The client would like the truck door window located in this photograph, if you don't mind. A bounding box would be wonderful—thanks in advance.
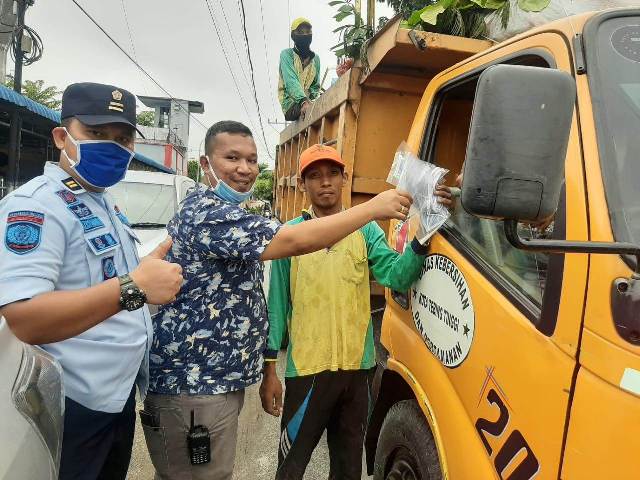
[422,53,565,326]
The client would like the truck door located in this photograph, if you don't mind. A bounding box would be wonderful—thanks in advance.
[390,34,589,479]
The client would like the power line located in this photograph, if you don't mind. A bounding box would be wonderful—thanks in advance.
[287,0,291,47]
[119,0,137,60]
[217,0,252,91]
[258,0,281,118]
[202,0,273,159]
[71,0,208,133]
[238,0,273,161]
[119,0,149,96]
[201,0,260,138]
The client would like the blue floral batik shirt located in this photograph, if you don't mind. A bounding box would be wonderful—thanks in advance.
[149,186,281,395]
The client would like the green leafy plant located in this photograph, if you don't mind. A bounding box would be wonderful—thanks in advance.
[136,110,155,127]
[5,76,61,109]
[252,163,274,203]
[404,0,550,39]
[382,0,431,19]
[329,0,374,60]
[187,159,201,183]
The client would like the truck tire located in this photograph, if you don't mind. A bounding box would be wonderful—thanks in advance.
[373,400,442,480]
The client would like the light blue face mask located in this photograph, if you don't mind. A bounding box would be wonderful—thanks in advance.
[62,128,134,189]
[206,155,254,205]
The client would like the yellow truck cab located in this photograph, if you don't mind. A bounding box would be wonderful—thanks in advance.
[274,7,640,479]
[366,8,640,480]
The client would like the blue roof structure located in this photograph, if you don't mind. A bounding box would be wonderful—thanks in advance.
[0,84,61,123]
[0,84,175,175]
[133,152,175,174]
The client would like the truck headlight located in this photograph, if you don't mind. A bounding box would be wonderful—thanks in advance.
[12,344,65,476]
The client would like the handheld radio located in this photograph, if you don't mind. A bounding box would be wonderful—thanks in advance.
[187,409,211,465]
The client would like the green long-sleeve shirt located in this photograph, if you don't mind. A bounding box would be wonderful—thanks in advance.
[278,48,321,114]
[265,216,428,377]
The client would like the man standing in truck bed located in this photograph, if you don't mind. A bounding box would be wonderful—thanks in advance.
[278,17,321,121]
[260,144,452,479]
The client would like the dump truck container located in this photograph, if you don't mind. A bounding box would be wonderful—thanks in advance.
[274,17,490,231]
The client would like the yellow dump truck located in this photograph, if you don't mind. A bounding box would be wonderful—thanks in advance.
[275,8,640,479]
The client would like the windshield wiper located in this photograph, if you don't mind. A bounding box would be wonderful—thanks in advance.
[130,222,167,229]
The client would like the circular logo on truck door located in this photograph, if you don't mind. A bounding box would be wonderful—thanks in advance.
[411,254,475,368]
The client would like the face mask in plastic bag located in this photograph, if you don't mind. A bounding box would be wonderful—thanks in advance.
[387,141,450,244]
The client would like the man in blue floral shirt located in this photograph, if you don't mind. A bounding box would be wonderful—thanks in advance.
[141,121,413,480]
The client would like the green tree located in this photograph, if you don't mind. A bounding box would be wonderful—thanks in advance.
[253,162,273,203]
[5,76,61,109]
[187,159,201,183]
[136,110,155,127]
[382,0,431,18]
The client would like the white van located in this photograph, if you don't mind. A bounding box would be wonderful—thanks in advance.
[108,170,197,257]
[0,318,64,479]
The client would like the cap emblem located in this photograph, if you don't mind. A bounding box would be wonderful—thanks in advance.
[112,90,123,101]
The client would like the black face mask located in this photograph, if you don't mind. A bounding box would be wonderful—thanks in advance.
[292,34,312,55]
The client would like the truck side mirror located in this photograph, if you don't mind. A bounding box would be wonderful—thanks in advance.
[461,64,576,223]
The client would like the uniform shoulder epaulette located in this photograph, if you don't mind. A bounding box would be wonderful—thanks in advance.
[60,177,86,194]
[10,176,48,198]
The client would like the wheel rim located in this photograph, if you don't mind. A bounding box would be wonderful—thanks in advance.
[386,447,423,480]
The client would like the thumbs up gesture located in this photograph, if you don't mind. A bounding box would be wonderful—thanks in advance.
[148,236,174,260]
[130,237,183,305]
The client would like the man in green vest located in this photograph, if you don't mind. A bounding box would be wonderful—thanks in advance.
[260,144,453,479]
[278,18,321,121]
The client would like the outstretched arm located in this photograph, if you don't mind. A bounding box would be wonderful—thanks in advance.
[261,188,412,261]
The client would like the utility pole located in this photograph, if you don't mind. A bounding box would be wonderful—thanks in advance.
[7,0,27,191]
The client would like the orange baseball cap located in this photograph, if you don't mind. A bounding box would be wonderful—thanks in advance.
[299,144,345,176]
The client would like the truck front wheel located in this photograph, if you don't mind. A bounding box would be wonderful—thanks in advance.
[373,400,442,480]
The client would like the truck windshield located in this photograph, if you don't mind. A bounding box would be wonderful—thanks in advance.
[590,17,640,248]
[108,181,176,227]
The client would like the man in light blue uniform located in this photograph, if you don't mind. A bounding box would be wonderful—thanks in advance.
[0,82,183,480]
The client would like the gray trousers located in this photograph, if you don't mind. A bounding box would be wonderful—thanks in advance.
[142,391,245,480]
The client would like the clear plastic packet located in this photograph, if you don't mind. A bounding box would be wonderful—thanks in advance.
[387,141,450,244]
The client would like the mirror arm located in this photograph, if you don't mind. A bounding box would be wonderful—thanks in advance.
[504,219,640,275]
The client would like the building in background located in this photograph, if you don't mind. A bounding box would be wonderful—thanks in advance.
[0,84,174,198]
[0,83,58,197]
[135,95,204,176]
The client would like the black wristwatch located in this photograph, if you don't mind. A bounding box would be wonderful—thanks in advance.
[118,274,147,311]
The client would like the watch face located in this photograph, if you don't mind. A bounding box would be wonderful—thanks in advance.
[121,285,146,311]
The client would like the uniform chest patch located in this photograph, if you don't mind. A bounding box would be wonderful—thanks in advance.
[101,256,118,280]
[80,216,105,233]
[55,189,79,205]
[68,202,93,219]
[87,233,119,255]
[5,211,44,255]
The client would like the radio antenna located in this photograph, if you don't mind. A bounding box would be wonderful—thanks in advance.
[560,0,579,38]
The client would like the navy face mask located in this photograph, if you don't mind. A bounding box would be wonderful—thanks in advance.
[62,128,134,189]
[293,34,312,55]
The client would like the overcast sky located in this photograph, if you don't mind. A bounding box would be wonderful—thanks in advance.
[16,0,394,166]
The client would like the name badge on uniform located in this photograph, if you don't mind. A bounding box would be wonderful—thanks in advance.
[87,233,119,255]
[68,202,93,219]
[80,216,105,233]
